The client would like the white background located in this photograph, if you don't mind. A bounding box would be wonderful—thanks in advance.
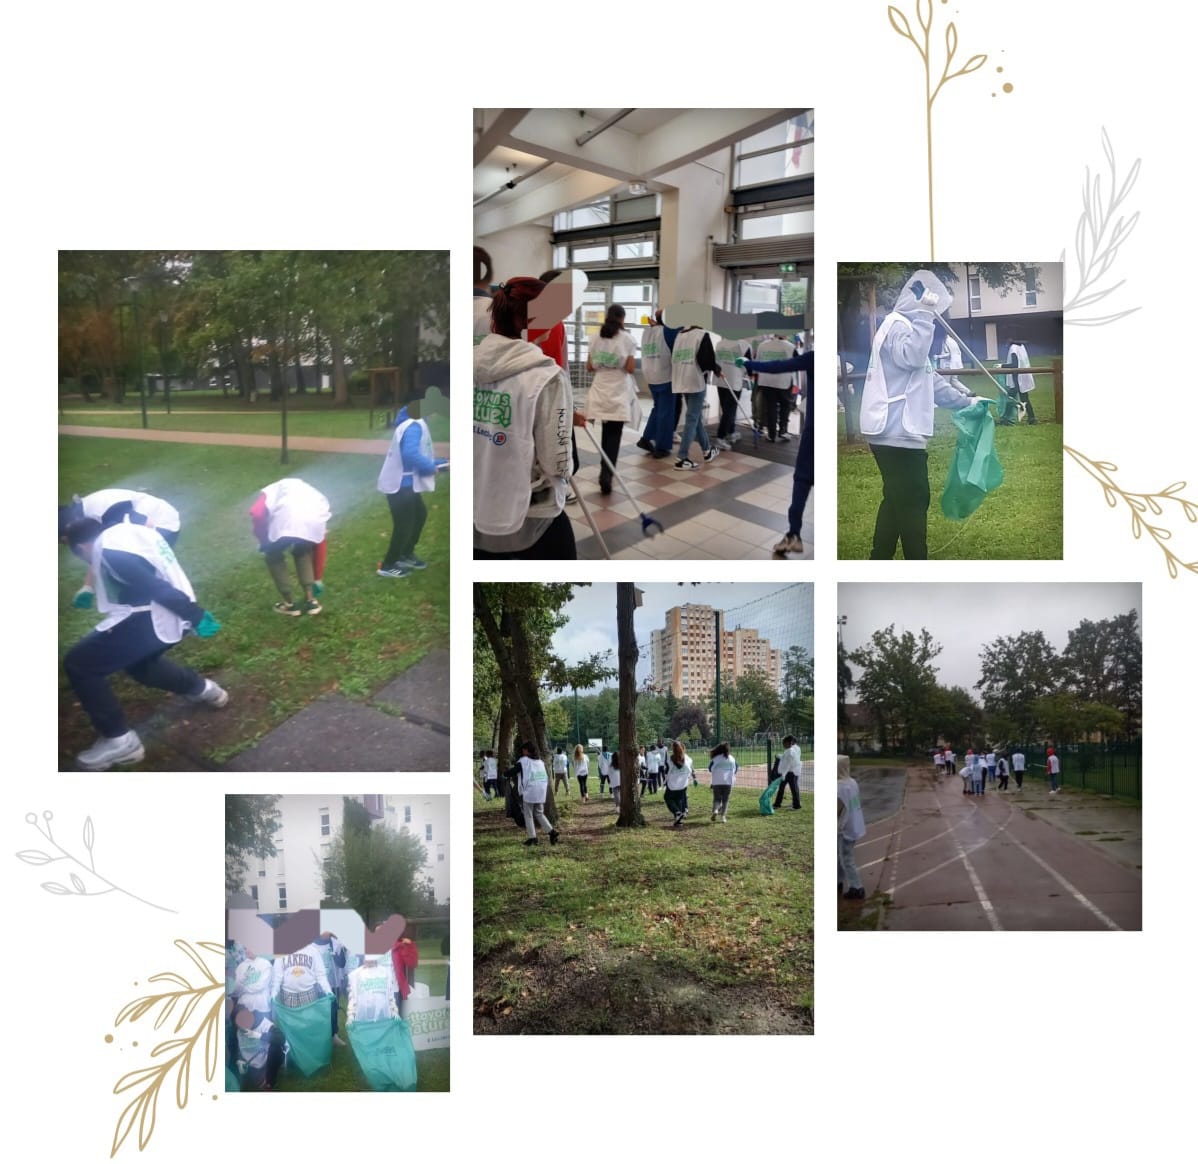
[5,0,1191,1160]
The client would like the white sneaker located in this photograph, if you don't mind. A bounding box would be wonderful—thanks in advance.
[712,438,731,451]
[565,491,578,504]
[673,458,698,471]
[711,810,718,821]
[702,448,720,463]
[189,679,229,708]
[728,431,743,444]
[78,731,145,771]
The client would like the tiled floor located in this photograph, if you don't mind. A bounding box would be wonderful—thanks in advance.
[568,419,814,560]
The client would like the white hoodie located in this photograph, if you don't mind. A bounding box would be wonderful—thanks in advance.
[473,334,572,546]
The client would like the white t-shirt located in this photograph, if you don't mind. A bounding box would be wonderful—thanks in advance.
[233,956,274,1013]
[347,959,400,1024]
[837,776,867,841]
[608,763,622,789]
[597,752,611,776]
[934,752,945,767]
[552,752,569,774]
[986,752,997,770]
[709,754,737,786]
[1048,754,1060,775]
[574,755,589,777]
[665,759,693,791]
[272,944,333,998]
[777,744,803,776]
[1011,752,1025,772]
[646,747,662,774]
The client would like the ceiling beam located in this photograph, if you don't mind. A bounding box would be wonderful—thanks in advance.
[474,169,621,237]
[506,109,644,182]
[637,109,804,177]
[473,109,532,167]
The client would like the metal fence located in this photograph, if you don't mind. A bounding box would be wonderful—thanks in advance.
[1009,741,1141,801]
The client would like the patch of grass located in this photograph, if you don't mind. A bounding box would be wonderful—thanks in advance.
[58,437,449,768]
[473,789,813,1035]
[837,373,1062,558]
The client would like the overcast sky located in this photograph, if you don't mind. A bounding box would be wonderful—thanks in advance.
[551,583,814,692]
[838,583,1141,693]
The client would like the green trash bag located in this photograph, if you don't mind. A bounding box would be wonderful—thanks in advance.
[347,1017,418,1092]
[225,1066,240,1093]
[759,777,784,815]
[272,993,334,1077]
[941,398,1004,520]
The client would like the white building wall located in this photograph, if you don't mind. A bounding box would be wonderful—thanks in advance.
[477,223,553,284]
[382,795,450,904]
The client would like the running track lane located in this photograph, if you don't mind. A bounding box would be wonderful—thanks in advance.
[59,425,449,458]
[854,767,1141,931]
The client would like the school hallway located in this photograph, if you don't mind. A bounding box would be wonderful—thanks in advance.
[568,419,813,560]
[840,765,1141,931]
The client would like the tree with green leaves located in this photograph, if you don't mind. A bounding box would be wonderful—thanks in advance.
[226,795,281,895]
[321,798,432,927]
[670,702,710,741]
[976,629,1060,740]
[850,625,942,753]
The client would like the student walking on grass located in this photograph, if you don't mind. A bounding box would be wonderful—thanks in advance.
[573,743,590,801]
[376,402,449,578]
[552,745,570,797]
[608,750,622,803]
[517,743,560,846]
[664,741,694,828]
[774,735,803,810]
[62,518,226,770]
[597,747,611,795]
[708,743,737,823]
[250,478,330,616]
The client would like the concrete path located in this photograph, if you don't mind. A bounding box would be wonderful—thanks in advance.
[223,651,449,772]
[842,765,1141,931]
[59,425,449,458]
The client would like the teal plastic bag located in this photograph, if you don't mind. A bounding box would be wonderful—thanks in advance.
[347,1017,418,1092]
[759,777,784,815]
[272,994,334,1076]
[941,399,1003,520]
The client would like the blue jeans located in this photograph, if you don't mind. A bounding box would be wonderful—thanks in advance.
[677,390,710,461]
[645,382,675,453]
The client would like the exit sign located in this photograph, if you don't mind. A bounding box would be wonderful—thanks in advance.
[779,263,797,273]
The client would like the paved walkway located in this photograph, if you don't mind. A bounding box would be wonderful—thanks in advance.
[59,425,449,458]
[568,409,812,561]
[842,765,1141,931]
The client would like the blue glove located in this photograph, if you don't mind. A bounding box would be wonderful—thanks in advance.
[195,611,221,638]
[71,587,94,610]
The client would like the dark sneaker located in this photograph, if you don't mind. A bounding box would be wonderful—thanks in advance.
[772,533,804,555]
[400,556,428,570]
[302,600,322,616]
[703,448,720,463]
[636,438,654,453]
[523,837,538,846]
[549,830,560,846]
[376,565,410,579]
[273,601,303,616]
[673,458,698,471]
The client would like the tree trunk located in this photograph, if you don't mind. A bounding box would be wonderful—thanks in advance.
[473,586,557,823]
[497,692,515,773]
[616,584,645,827]
[331,330,349,406]
[313,329,322,395]
[268,344,285,402]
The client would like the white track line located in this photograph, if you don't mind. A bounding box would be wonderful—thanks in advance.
[859,826,954,869]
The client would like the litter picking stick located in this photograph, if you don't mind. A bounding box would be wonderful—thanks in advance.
[578,424,665,538]
[718,373,759,448]
[569,478,613,559]
[938,317,1015,400]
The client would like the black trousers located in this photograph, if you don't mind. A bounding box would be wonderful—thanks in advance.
[774,771,801,809]
[599,420,624,492]
[765,387,790,440]
[64,611,203,738]
[717,386,739,438]
[869,445,931,560]
[474,510,577,560]
[382,490,427,567]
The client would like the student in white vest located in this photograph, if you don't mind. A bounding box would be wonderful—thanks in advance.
[473,246,494,347]
[645,740,662,794]
[664,741,694,827]
[377,401,449,578]
[636,310,683,458]
[473,277,577,559]
[552,745,571,797]
[584,304,638,494]
[1005,339,1037,423]
[596,748,611,795]
[250,478,331,615]
[1011,748,1026,790]
[62,517,226,770]
[60,489,182,610]
[708,743,737,822]
[754,334,797,442]
[837,754,867,900]
[1047,746,1061,793]
[516,742,560,846]
[670,326,722,471]
[347,952,400,1024]
[858,270,981,559]
[607,749,622,803]
[710,335,752,450]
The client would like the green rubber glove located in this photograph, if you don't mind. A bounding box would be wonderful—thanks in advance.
[312,581,324,597]
[71,587,95,610]
[734,357,747,368]
[195,611,221,638]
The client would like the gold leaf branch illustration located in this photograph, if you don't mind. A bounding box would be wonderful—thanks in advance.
[1063,129,1141,326]
[110,940,225,1158]
[1065,446,1198,579]
[888,1,987,257]
[15,810,176,913]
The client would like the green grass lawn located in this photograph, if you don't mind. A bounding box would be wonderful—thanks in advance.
[837,367,1062,558]
[58,437,449,769]
[473,788,813,1035]
[263,997,449,1092]
[59,391,449,442]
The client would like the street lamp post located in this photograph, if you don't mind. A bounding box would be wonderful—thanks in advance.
[129,280,147,429]
[158,311,171,416]
[837,615,848,751]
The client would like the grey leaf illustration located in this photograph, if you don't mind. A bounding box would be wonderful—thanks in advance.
[15,849,52,865]
[42,881,71,895]
[83,816,95,853]
[70,873,87,893]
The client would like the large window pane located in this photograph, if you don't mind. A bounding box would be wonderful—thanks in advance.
[612,282,652,302]
[572,243,611,263]
[615,239,655,261]
[741,209,815,239]
[735,113,815,187]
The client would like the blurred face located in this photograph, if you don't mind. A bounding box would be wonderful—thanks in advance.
[71,541,95,565]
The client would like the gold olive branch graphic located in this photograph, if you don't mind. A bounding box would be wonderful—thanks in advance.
[1065,446,1198,579]
[888,0,987,257]
[110,940,225,1157]
[15,810,176,913]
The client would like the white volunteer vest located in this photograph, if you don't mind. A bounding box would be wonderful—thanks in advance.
[665,761,692,791]
[473,295,493,346]
[518,757,549,804]
[754,339,796,388]
[714,340,749,392]
[552,753,569,773]
[347,962,398,1024]
[671,329,713,396]
[586,332,636,423]
[93,521,196,643]
[473,361,566,536]
[83,488,181,533]
[261,479,331,544]
[859,313,935,438]
[641,325,673,384]
[1009,345,1034,392]
[378,417,436,495]
[709,755,737,785]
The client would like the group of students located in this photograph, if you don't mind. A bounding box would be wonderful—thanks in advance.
[224,930,420,1091]
[472,246,813,559]
[934,745,1061,794]
[59,406,446,770]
